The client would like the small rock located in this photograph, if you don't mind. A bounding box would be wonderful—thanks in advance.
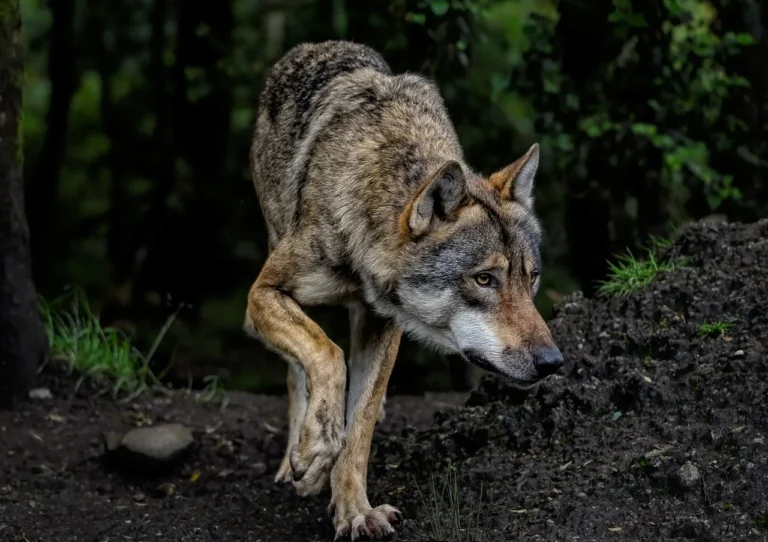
[732,349,745,358]
[546,519,555,527]
[133,492,146,503]
[103,423,196,475]
[675,461,701,489]
[250,462,267,477]
[28,388,53,400]
[154,482,176,498]
[576,492,587,499]
[31,464,50,475]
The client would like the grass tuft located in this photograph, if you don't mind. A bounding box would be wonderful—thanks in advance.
[697,318,737,338]
[38,288,179,401]
[596,236,685,298]
[414,464,486,542]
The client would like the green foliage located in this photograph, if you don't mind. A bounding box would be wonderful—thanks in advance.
[38,288,178,400]
[414,464,486,542]
[697,317,737,338]
[596,237,684,297]
[520,0,762,258]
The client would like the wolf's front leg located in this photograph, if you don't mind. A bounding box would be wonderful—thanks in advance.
[331,303,402,540]
[274,362,308,484]
[246,249,346,496]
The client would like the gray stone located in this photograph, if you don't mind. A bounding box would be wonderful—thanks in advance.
[28,388,52,400]
[104,423,195,475]
[676,461,701,489]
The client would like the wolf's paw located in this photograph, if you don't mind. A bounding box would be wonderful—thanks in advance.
[333,504,402,541]
[290,420,344,496]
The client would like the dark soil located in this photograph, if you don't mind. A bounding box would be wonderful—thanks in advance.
[2,218,768,542]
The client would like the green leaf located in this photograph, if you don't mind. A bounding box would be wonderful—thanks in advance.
[664,0,683,16]
[430,0,449,17]
[725,31,755,46]
[405,12,426,25]
[490,72,508,97]
[631,123,658,137]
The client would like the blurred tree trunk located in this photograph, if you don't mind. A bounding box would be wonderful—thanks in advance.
[146,0,174,236]
[175,0,233,181]
[0,0,50,410]
[136,0,234,308]
[27,0,77,288]
[556,0,616,295]
[92,5,130,282]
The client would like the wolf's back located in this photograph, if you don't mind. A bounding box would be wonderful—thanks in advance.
[258,41,391,130]
[251,41,392,245]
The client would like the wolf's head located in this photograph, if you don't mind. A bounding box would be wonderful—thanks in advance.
[394,143,562,384]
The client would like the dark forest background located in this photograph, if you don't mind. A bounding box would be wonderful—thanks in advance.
[20,0,767,394]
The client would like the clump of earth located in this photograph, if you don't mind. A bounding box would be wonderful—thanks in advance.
[1,218,766,541]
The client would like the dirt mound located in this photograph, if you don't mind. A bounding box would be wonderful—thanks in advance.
[375,219,768,541]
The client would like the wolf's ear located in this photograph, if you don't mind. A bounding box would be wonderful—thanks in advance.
[402,160,468,239]
[489,143,539,207]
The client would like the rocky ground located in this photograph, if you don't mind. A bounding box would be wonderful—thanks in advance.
[2,218,767,542]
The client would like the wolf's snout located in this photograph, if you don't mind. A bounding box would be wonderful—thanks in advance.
[532,346,564,377]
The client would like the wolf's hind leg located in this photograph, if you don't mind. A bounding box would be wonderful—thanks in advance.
[245,245,346,496]
[275,361,308,483]
[330,302,402,540]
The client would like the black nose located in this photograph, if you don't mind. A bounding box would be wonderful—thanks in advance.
[532,346,564,377]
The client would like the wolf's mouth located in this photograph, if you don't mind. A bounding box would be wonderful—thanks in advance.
[462,351,497,373]
[461,350,543,385]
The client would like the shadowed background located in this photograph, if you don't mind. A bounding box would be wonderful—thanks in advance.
[21,0,767,394]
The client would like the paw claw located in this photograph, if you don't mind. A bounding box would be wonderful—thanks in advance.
[274,457,293,484]
[334,504,400,541]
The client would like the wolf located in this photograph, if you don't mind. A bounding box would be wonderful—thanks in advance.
[244,40,564,540]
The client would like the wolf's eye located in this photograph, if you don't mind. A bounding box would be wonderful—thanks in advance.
[475,273,494,287]
[530,270,540,284]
